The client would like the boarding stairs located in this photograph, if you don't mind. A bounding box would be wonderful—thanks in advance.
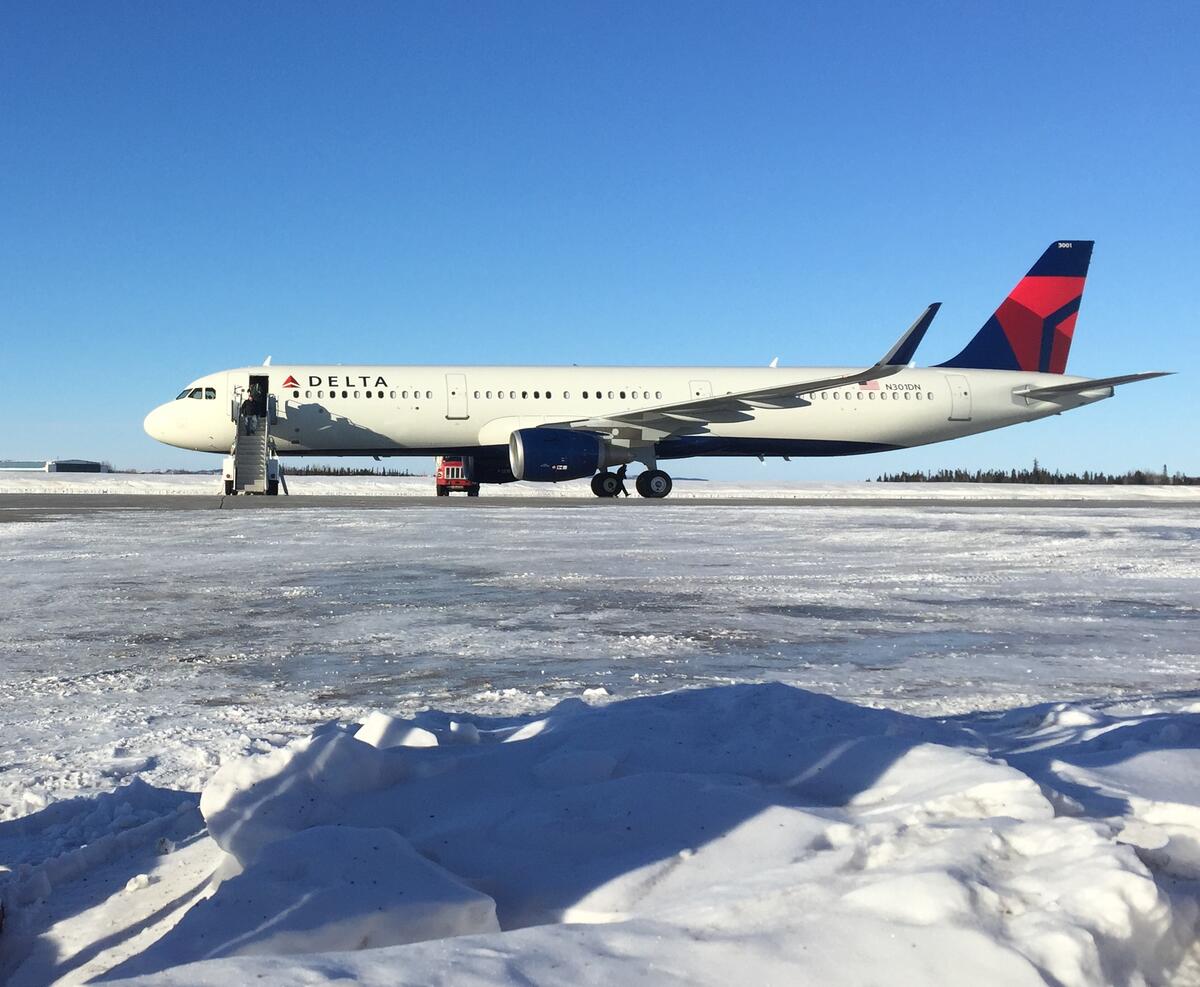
[234,428,270,493]
[226,391,285,495]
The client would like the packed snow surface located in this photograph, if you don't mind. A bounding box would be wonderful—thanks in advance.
[3,471,1199,499]
[1,501,1199,984]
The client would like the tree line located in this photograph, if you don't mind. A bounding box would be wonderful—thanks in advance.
[874,461,1198,485]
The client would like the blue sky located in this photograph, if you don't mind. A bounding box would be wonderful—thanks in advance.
[2,2,1196,477]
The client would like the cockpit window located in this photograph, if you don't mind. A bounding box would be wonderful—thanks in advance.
[188,388,204,399]
[204,387,216,399]
[176,388,192,400]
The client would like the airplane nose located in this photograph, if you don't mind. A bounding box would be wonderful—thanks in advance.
[143,404,173,443]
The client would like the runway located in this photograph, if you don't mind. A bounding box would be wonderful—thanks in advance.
[0,492,1195,523]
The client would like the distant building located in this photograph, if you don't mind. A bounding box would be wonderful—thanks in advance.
[46,460,110,473]
[0,460,48,471]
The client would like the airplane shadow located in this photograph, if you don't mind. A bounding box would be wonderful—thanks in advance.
[274,401,400,453]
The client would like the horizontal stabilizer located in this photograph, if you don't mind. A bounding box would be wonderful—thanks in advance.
[1021,371,1172,400]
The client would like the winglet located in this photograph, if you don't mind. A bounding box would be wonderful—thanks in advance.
[879,303,941,367]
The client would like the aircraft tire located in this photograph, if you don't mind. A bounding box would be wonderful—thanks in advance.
[591,472,619,498]
[637,470,673,499]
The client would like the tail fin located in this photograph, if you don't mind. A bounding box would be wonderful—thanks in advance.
[938,240,1094,373]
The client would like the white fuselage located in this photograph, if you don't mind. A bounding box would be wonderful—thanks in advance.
[144,363,1111,463]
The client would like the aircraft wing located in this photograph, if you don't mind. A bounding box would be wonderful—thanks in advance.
[555,304,941,441]
[1019,371,1172,400]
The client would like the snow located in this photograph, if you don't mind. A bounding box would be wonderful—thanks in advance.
[2,470,1199,499]
[1,499,1199,984]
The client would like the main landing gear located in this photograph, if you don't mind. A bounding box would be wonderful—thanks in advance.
[590,469,673,499]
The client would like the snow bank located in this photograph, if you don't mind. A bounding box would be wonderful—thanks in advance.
[3,471,1198,500]
[101,685,1199,986]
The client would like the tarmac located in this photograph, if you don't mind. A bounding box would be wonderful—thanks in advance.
[1,493,1195,523]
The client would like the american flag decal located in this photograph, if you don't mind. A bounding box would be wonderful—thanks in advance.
[858,379,880,390]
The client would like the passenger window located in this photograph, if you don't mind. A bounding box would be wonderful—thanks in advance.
[656,391,662,399]
[522,391,528,399]
[342,390,349,398]
[509,390,516,399]
[365,391,372,399]
[205,387,217,399]
[474,390,480,399]
[389,391,396,399]
[620,391,626,399]
[426,391,432,399]
[317,390,324,398]
[486,390,492,399]
[856,392,863,400]
[533,391,540,399]
[833,392,840,400]
[607,390,614,399]
[564,391,570,399]
[293,390,300,398]
[904,392,911,400]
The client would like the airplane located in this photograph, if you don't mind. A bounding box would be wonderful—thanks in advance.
[144,240,1169,498]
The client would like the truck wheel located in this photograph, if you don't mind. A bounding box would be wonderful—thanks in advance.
[436,487,449,497]
[224,480,234,495]
[467,487,480,497]
[267,480,279,496]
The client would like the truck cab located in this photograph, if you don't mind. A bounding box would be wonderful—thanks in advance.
[435,456,480,497]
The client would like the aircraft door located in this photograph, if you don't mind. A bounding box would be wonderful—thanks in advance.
[445,373,469,420]
[946,374,972,421]
[688,379,713,399]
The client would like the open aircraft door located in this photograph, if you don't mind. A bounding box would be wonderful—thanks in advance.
[445,373,469,420]
[946,374,972,421]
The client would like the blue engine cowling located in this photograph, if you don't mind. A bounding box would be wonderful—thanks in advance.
[509,428,604,481]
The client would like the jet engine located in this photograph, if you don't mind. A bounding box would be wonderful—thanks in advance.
[509,428,629,482]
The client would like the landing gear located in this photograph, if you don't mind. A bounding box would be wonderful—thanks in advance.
[591,472,621,498]
[635,469,673,499]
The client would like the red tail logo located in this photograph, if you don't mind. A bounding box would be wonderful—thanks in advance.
[282,375,300,389]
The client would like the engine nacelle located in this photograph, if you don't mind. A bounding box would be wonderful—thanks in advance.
[509,428,626,482]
